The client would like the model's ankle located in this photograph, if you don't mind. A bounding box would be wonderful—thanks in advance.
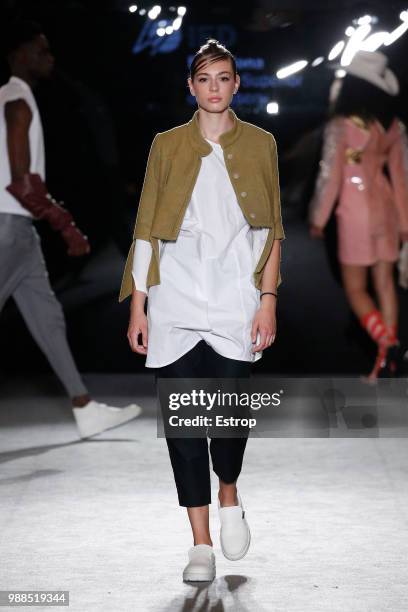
[193,538,213,547]
[218,487,238,507]
[72,394,91,408]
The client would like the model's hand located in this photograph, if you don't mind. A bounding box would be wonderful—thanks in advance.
[309,224,325,239]
[400,231,408,243]
[251,301,276,352]
[61,223,91,256]
[127,310,148,355]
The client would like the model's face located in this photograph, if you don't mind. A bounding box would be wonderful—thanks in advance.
[22,34,55,80]
[188,58,240,113]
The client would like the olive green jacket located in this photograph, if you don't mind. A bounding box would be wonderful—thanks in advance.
[118,107,285,302]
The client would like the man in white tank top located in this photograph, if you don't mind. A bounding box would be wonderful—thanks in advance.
[0,21,141,437]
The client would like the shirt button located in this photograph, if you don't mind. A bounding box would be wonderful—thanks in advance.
[249,212,256,218]
[232,172,240,179]
[227,153,233,159]
[241,191,247,198]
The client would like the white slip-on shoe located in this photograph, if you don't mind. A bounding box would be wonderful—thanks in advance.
[73,400,142,439]
[218,491,251,561]
[182,544,216,582]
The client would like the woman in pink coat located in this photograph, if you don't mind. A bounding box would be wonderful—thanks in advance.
[309,51,408,380]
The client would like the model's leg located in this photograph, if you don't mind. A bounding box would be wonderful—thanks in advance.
[0,215,27,313]
[12,228,88,399]
[155,340,213,546]
[203,348,251,508]
[202,345,252,561]
[341,262,398,378]
[371,261,399,342]
[340,263,374,319]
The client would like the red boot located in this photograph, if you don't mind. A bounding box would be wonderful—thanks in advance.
[360,311,399,382]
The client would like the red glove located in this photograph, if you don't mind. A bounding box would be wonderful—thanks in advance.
[6,173,90,257]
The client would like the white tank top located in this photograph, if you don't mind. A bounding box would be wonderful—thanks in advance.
[0,76,45,217]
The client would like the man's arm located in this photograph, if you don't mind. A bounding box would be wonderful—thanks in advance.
[5,99,90,256]
[5,98,32,180]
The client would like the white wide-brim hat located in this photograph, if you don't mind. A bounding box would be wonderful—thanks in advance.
[333,50,399,96]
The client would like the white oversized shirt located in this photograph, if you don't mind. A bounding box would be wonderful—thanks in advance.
[132,138,269,368]
[0,76,45,216]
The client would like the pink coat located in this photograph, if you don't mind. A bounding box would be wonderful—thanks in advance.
[309,115,408,265]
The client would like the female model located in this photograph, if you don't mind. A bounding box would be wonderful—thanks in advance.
[119,39,285,581]
[309,50,408,381]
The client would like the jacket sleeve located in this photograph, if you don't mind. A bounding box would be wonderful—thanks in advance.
[308,117,345,229]
[388,120,408,232]
[269,133,285,240]
[132,134,162,240]
[118,134,161,302]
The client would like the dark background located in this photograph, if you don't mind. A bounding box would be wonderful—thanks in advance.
[1,0,408,378]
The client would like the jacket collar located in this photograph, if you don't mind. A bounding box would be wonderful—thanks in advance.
[187,107,243,156]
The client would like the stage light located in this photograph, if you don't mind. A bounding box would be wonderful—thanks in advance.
[357,15,372,26]
[156,27,166,36]
[173,17,182,31]
[384,17,408,45]
[360,31,389,51]
[148,5,161,19]
[139,8,146,15]
[400,10,408,20]
[345,26,355,36]
[177,6,187,16]
[165,25,174,34]
[328,40,345,60]
[276,60,308,79]
[335,69,346,78]
[266,101,279,114]
[311,57,324,67]
[128,4,137,12]
[340,24,371,65]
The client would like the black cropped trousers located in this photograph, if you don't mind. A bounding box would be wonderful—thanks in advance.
[153,340,251,507]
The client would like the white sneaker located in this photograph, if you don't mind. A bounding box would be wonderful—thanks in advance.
[73,400,142,439]
[182,544,216,582]
[218,491,251,561]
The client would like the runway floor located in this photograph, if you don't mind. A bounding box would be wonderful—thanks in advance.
[1,375,408,612]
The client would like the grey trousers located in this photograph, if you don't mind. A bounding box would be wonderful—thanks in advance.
[0,213,87,398]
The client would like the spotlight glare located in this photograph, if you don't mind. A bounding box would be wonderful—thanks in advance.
[335,69,346,78]
[148,5,162,19]
[177,6,187,16]
[276,60,308,79]
[357,15,372,26]
[328,40,345,61]
[165,25,174,34]
[311,56,324,67]
[266,101,279,114]
[139,8,146,15]
[128,4,137,12]
[345,26,355,36]
[359,31,388,51]
[340,24,371,65]
[156,27,166,36]
[173,16,182,30]
[384,19,408,45]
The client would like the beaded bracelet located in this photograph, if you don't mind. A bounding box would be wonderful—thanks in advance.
[260,291,277,299]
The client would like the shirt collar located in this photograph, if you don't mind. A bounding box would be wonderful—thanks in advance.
[187,107,243,156]
[9,76,32,93]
